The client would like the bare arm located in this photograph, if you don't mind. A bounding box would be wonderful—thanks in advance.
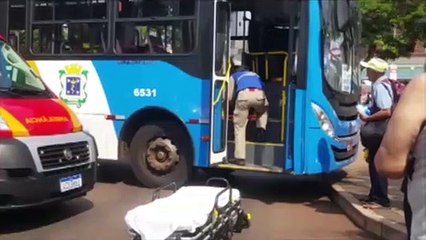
[367,105,392,121]
[362,109,392,122]
[228,76,235,102]
[362,83,392,122]
[375,74,426,179]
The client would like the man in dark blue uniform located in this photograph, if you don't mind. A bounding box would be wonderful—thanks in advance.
[228,55,269,165]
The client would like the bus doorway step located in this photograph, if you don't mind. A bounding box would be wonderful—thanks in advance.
[213,163,283,173]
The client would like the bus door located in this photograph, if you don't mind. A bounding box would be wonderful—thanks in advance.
[209,0,231,165]
[217,1,299,172]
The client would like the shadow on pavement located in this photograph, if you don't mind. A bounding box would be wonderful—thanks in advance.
[343,230,381,240]
[0,198,93,234]
[96,161,349,212]
[96,160,143,187]
[97,159,347,185]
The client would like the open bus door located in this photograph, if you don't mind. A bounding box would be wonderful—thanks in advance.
[214,0,299,173]
[209,0,231,165]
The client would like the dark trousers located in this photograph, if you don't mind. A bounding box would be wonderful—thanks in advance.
[403,183,412,239]
[367,147,390,206]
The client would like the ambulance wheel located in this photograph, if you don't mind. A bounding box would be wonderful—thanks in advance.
[130,122,192,188]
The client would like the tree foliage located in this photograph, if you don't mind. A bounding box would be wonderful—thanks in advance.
[359,0,426,60]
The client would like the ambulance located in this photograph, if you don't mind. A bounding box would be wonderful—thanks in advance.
[0,36,97,209]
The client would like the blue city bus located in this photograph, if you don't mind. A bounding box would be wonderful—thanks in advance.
[1,0,361,188]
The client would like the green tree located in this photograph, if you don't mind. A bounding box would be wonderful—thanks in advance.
[359,0,426,60]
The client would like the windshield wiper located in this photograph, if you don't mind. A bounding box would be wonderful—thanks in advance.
[8,87,47,95]
[0,86,25,97]
[0,86,48,96]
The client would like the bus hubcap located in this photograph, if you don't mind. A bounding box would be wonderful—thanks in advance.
[146,138,179,172]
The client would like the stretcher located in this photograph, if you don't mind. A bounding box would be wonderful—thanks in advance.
[125,178,251,240]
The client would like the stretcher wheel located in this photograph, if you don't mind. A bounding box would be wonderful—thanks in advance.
[130,122,192,188]
[233,211,251,233]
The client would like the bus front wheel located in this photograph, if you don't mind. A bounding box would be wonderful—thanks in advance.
[130,122,192,188]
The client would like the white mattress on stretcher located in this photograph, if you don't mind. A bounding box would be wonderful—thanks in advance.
[125,186,241,240]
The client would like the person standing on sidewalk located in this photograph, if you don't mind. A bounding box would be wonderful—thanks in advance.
[358,57,392,209]
[375,74,426,240]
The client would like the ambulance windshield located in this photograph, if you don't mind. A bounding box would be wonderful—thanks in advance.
[0,41,51,97]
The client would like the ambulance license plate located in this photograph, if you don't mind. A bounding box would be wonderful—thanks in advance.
[60,174,82,192]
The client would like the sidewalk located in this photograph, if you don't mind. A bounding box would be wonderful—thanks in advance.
[329,148,407,240]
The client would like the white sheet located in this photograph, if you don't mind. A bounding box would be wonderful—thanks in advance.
[125,186,241,240]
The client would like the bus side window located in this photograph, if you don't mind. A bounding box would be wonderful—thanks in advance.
[31,26,53,54]
[30,0,109,55]
[114,0,195,55]
[115,23,149,54]
[115,22,193,55]
[8,34,19,52]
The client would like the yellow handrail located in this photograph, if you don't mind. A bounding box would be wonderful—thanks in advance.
[247,51,289,142]
[249,51,288,56]
[213,58,232,106]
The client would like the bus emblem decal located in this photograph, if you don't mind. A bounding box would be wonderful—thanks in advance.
[59,64,89,108]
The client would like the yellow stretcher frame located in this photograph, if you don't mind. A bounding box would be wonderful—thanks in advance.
[212,58,232,106]
[247,51,289,142]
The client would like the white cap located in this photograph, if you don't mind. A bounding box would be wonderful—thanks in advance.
[360,57,389,73]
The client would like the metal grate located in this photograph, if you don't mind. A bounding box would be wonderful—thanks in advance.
[38,141,90,170]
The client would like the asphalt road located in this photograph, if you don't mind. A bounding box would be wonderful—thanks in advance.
[0,161,378,240]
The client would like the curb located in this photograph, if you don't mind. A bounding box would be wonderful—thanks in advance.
[329,183,407,240]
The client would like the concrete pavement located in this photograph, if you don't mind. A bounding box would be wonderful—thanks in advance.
[0,161,378,240]
[330,148,407,240]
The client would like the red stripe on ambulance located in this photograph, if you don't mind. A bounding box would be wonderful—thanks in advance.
[0,99,76,136]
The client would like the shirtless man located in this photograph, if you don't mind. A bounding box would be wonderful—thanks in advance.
[375,74,426,240]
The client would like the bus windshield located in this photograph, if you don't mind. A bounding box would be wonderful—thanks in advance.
[0,41,51,97]
[321,0,360,95]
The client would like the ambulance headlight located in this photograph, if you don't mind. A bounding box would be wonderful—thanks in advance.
[0,115,10,131]
[311,103,336,138]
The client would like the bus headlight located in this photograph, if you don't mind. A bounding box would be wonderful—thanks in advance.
[0,115,10,131]
[311,103,336,138]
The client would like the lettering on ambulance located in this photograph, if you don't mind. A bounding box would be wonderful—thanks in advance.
[54,99,83,132]
[26,61,82,132]
[25,116,70,124]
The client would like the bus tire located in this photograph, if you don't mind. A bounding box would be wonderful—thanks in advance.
[130,122,192,188]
